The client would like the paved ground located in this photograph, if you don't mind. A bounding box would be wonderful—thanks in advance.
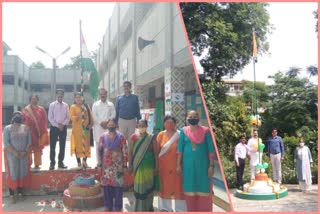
[230,184,318,212]
[2,191,225,212]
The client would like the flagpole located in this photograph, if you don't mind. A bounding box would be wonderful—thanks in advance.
[80,20,84,97]
[79,20,87,168]
[252,29,260,171]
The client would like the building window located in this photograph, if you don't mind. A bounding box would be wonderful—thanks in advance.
[18,78,22,87]
[3,75,14,85]
[56,84,74,92]
[30,84,51,92]
[24,82,28,90]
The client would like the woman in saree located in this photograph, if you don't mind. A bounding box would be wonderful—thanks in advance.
[98,118,128,211]
[128,119,158,211]
[22,94,49,170]
[3,112,32,203]
[177,110,214,212]
[156,115,186,211]
[70,92,93,168]
[294,138,313,192]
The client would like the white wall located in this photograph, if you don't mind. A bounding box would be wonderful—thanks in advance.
[173,12,187,55]
[136,3,167,77]
[120,3,131,24]
[110,5,119,46]
[2,85,15,104]
[119,38,133,86]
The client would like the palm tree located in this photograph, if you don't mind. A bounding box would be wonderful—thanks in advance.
[306,65,318,79]
[286,67,301,78]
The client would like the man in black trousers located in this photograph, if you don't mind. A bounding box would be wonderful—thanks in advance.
[48,89,70,170]
[234,135,248,190]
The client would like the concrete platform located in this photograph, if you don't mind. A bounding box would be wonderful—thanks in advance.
[230,184,318,212]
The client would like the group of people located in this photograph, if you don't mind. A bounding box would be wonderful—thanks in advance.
[96,109,215,212]
[234,128,313,192]
[3,80,216,211]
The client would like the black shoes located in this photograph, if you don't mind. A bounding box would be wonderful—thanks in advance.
[237,186,244,191]
[58,163,67,169]
[49,163,67,170]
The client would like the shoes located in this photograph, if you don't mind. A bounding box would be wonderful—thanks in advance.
[33,166,40,170]
[237,186,244,191]
[58,163,67,169]
[49,165,55,170]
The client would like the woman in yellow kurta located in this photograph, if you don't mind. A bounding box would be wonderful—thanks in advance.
[70,92,93,168]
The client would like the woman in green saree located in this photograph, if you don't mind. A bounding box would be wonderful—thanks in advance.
[128,119,158,211]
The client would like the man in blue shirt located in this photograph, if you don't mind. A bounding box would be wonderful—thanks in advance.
[115,81,141,142]
[267,128,285,184]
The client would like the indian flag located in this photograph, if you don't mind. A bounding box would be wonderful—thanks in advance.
[252,31,258,62]
[80,27,99,100]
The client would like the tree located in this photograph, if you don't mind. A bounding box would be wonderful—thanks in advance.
[180,2,272,81]
[202,81,251,159]
[242,80,269,112]
[63,55,81,70]
[30,61,46,69]
[261,71,318,139]
[286,66,301,78]
[63,51,97,70]
[306,65,318,78]
[313,10,318,33]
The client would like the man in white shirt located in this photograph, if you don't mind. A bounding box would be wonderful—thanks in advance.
[234,135,248,190]
[92,88,116,164]
[247,129,263,181]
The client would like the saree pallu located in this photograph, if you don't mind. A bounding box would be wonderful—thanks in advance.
[132,134,155,211]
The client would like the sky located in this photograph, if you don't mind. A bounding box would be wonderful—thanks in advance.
[194,2,318,85]
[2,2,115,68]
[2,2,318,85]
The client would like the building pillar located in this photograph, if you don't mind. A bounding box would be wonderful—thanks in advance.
[73,68,77,93]
[134,85,145,109]
[107,18,112,99]
[162,3,185,129]
[164,68,186,129]
[13,58,19,112]
[132,3,137,89]
[116,3,121,96]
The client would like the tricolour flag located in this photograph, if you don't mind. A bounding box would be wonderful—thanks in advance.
[80,27,99,100]
[252,31,257,62]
